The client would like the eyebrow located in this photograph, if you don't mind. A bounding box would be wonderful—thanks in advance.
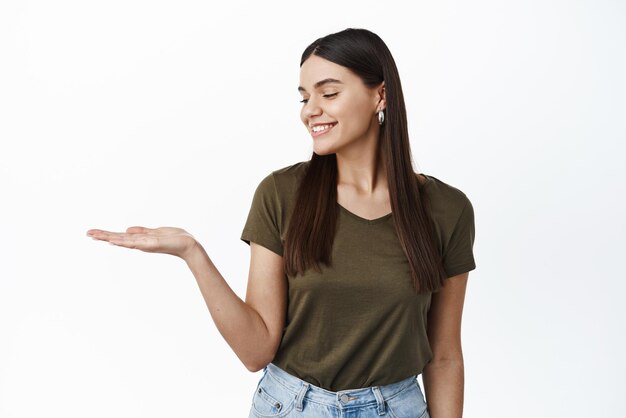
[298,78,343,93]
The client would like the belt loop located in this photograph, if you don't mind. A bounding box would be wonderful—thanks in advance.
[371,386,386,415]
[295,382,310,412]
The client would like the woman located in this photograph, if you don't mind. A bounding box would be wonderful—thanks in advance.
[87,28,476,418]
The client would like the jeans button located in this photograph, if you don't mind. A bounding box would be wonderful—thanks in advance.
[340,394,350,403]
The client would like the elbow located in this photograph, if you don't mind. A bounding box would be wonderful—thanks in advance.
[245,357,271,373]
[425,355,464,370]
[429,345,464,365]
[244,350,276,373]
[246,362,266,373]
[243,328,281,372]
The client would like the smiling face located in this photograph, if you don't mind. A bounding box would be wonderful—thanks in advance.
[298,55,385,156]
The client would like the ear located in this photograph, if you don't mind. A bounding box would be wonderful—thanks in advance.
[375,81,386,112]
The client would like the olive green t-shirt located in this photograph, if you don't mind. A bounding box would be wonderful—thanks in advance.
[240,160,476,392]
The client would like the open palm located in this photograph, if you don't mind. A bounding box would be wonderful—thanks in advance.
[86,226,197,259]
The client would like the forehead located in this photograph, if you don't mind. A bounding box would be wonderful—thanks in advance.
[298,55,357,90]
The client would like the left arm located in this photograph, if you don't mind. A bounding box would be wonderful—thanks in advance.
[422,271,469,418]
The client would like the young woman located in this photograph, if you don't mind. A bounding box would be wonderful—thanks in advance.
[87,28,476,418]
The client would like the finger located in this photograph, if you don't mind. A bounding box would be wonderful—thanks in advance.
[109,234,141,248]
[111,234,154,250]
[87,229,109,236]
[108,238,130,248]
[87,229,112,240]
[88,230,130,242]
[126,226,154,234]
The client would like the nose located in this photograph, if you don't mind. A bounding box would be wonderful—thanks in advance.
[302,97,322,121]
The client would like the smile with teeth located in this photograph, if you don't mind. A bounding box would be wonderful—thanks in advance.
[311,122,337,136]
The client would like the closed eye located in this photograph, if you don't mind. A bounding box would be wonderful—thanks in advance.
[300,92,338,104]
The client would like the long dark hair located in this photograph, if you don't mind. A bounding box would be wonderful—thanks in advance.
[283,28,447,293]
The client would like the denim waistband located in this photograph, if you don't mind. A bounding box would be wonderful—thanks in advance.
[263,362,418,412]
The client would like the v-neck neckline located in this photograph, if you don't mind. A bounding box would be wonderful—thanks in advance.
[336,174,433,225]
[337,203,393,225]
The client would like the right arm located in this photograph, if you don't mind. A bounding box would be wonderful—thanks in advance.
[184,240,287,372]
[86,226,287,373]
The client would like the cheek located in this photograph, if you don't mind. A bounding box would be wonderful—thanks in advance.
[335,102,373,133]
[336,95,370,120]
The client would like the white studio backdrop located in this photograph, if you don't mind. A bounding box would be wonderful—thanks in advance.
[1,0,624,417]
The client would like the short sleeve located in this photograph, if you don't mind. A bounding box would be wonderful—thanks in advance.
[240,173,284,256]
[442,197,476,278]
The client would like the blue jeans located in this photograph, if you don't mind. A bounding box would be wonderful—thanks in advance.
[249,363,430,418]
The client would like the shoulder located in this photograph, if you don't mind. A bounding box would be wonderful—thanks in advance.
[422,174,470,204]
[252,161,309,208]
[255,161,308,187]
[420,173,474,227]
[270,160,309,179]
[266,160,309,192]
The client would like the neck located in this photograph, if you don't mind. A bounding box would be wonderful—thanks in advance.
[335,144,387,195]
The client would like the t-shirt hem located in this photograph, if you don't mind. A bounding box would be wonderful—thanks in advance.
[240,230,284,257]
[444,262,476,278]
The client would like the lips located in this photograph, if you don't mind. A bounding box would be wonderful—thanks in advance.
[310,122,337,138]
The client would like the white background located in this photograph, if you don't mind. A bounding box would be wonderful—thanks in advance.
[1,0,624,417]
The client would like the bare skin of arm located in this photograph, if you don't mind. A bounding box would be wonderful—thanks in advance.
[86,226,287,372]
[422,271,469,418]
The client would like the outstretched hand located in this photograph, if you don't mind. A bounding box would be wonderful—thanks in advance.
[86,226,198,260]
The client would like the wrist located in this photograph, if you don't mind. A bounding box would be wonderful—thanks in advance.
[181,239,203,263]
